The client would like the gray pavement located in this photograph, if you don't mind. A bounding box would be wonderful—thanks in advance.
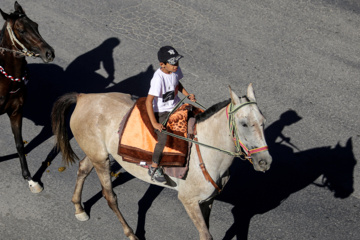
[0,0,359,239]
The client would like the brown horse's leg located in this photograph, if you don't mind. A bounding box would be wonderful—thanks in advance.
[72,156,94,221]
[93,159,138,240]
[178,195,213,240]
[8,111,43,193]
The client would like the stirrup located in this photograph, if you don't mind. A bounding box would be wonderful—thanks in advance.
[149,166,157,180]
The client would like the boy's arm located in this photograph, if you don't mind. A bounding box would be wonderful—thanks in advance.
[146,95,165,132]
[178,82,196,102]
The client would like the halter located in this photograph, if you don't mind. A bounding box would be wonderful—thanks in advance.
[1,20,39,58]
[226,100,269,162]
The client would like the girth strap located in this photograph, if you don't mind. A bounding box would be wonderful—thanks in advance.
[194,138,222,193]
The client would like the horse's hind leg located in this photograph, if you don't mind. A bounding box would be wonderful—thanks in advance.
[72,156,94,221]
[93,158,138,240]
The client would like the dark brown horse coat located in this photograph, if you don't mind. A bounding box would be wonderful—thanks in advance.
[0,1,54,193]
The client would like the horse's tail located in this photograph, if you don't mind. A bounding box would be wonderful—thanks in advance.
[51,92,79,165]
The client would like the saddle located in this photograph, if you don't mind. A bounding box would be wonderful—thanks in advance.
[118,97,203,178]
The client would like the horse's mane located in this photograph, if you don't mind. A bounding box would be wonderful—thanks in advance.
[0,11,24,44]
[0,22,5,43]
[195,99,231,123]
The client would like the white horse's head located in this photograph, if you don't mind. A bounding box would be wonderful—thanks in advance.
[228,84,272,172]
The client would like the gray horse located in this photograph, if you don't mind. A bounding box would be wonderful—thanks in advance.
[51,83,272,240]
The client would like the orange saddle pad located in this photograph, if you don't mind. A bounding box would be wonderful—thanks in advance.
[118,97,203,167]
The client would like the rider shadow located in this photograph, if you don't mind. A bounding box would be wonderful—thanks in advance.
[217,110,357,240]
[0,37,155,185]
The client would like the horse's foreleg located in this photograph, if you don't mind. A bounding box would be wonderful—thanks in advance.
[93,159,138,240]
[72,156,94,221]
[200,198,215,229]
[178,195,213,240]
[9,112,43,193]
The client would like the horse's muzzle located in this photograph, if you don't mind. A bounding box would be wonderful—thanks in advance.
[43,47,55,62]
[253,153,272,172]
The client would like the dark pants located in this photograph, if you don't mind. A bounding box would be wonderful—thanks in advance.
[152,112,169,165]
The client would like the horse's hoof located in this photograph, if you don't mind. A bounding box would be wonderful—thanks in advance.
[75,212,89,221]
[129,235,139,240]
[28,180,43,193]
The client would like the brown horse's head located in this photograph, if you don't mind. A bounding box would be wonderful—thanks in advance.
[0,1,55,62]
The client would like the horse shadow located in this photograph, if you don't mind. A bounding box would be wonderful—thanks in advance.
[0,35,159,240]
[110,109,355,240]
[81,167,163,240]
[0,37,154,185]
[216,110,357,240]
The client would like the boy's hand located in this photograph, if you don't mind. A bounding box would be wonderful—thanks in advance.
[188,94,196,102]
[153,122,166,132]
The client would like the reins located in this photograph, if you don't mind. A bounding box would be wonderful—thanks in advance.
[161,96,206,127]
[159,96,269,193]
[160,97,268,160]
[161,97,243,156]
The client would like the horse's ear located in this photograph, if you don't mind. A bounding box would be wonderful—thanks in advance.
[229,85,241,105]
[14,1,26,15]
[247,83,257,102]
[346,137,353,150]
[0,9,9,20]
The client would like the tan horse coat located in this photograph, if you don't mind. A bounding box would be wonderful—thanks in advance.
[52,84,272,240]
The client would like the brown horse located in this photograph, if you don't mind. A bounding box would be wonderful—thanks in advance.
[0,2,55,193]
[51,84,272,240]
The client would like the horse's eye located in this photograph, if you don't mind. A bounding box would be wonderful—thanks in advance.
[17,29,25,34]
[242,123,248,127]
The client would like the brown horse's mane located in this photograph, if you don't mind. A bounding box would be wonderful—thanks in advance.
[0,11,25,44]
[195,99,231,123]
[0,22,5,44]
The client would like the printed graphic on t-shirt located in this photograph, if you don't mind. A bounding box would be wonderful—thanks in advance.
[163,90,175,102]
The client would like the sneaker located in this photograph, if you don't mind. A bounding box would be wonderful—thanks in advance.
[148,166,167,183]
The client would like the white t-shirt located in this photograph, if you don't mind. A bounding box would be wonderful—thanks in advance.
[148,67,183,112]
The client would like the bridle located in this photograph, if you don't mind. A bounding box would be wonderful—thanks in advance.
[159,97,270,193]
[0,15,32,93]
[0,14,40,58]
[226,101,269,162]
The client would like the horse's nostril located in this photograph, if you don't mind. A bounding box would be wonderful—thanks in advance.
[46,50,54,61]
[259,160,266,166]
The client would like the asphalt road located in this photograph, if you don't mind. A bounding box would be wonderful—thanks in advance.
[1,0,359,239]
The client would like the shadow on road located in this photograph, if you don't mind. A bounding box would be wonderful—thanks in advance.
[1,37,357,240]
[0,37,154,185]
[84,109,356,240]
[217,110,357,240]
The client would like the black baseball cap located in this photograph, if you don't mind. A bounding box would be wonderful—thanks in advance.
[158,46,183,65]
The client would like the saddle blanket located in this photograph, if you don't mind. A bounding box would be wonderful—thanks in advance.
[118,97,203,171]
